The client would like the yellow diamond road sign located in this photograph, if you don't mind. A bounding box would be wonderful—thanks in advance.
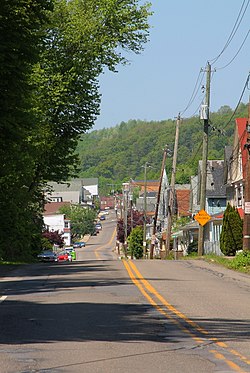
[194,209,211,226]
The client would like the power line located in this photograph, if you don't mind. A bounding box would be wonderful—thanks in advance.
[216,28,250,70]
[209,0,250,65]
[220,72,250,130]
[180,69,205,115]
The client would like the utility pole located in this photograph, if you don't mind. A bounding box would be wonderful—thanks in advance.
[122,182,129,257]
[165,114,181,257]
[243,97,250,250]
[150,146,168,259]
[143,162,150,258]
[198,62,211,256]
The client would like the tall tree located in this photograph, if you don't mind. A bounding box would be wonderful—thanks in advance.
[0,0,152,260]
[30,0,152,184]
[220,204,243,256]
[0,0,53,260]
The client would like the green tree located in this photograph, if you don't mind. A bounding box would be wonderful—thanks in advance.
[29,0,152,184]
[220,204,243,256]
[128,226,143,259]
[59,205,97,238]
[0,0,152,261]
[0,0,53,261]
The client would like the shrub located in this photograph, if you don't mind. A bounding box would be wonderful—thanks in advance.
[229,250,250,270]
[128,226,143,259]
[220,204,243,256]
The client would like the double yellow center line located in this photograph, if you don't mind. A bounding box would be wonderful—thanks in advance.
[123,259,250,373]
[95,228,117,259]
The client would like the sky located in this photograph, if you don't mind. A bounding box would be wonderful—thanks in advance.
[93,0,250,131]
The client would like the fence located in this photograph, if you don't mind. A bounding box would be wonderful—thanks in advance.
[204,241,223,256]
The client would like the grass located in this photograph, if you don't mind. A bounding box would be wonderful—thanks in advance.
[185,251,250,274]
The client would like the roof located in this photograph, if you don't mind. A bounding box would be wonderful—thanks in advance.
[132,180,160,193]
[211,207,244,220]
[198,160,227,197]
[48,178,98,192]
[43,202,70,215]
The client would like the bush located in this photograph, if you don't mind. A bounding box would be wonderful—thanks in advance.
[229,250,250,270]
[220,204,243,256]
[128,226,143,259]
[187,240,198,254]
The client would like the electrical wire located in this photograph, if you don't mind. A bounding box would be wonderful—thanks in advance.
[180,69,205,116]
[216,28,250,70]
[220,72,250,130]
[209,0,250,65]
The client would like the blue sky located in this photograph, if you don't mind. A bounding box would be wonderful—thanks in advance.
[93,0,250,130]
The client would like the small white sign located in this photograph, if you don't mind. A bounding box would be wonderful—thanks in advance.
[245,202,250,214]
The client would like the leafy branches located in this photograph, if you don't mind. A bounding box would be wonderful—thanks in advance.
[0,0,152,261]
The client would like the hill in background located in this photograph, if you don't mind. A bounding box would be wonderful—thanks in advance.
[76,103,248,195]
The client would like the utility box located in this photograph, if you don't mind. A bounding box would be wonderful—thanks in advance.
[200,104,208,120]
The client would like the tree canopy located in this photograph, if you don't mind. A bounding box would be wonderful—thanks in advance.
[0,0,152,261]
[76,103,248,195]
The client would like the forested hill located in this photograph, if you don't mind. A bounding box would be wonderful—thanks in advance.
[77,103,248,194]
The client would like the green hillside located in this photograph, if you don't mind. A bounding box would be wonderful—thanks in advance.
[76,103,248,195]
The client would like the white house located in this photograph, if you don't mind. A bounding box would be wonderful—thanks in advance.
[47,178,98,207]
[43,202,71,246]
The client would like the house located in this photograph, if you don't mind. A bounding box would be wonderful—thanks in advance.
[173,160,227,255]
[197,160,227,215]
[175,184,191,217]
[225,117,248,211]
[100,196,115,210]
[131,170,169,233]
[43,202,71,246]
[47,178,99,207]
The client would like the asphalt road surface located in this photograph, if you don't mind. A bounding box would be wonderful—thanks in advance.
[0,210,250,373]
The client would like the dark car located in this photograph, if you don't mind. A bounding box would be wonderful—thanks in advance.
[73,242,86,248]
[95,223,102,232]
[99,215,106,221]
[37,250,58,262]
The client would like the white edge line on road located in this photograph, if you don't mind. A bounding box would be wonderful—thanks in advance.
[0,296,7,303]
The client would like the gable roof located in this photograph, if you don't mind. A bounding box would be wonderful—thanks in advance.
[43,202,70,215]
[131,180,160,193]
[198,160,226,198]
[48,178,98,192]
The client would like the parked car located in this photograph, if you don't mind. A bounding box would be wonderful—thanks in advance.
[37,250,58,262]
[99,215,106,221]
[95,223,102,232]
[100,210,109,215]
[57,250,72,262]
[65,248,76,260]
[73,241,85,248]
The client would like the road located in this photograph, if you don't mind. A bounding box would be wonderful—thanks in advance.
[0,210,249,373]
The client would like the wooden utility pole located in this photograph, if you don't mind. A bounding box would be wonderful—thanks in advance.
[143,162,149,258]
[197,62,211,256]
[150,146,168,259]
[122,182,129,258]
[243,98,250,250]
[165,114,181,257]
